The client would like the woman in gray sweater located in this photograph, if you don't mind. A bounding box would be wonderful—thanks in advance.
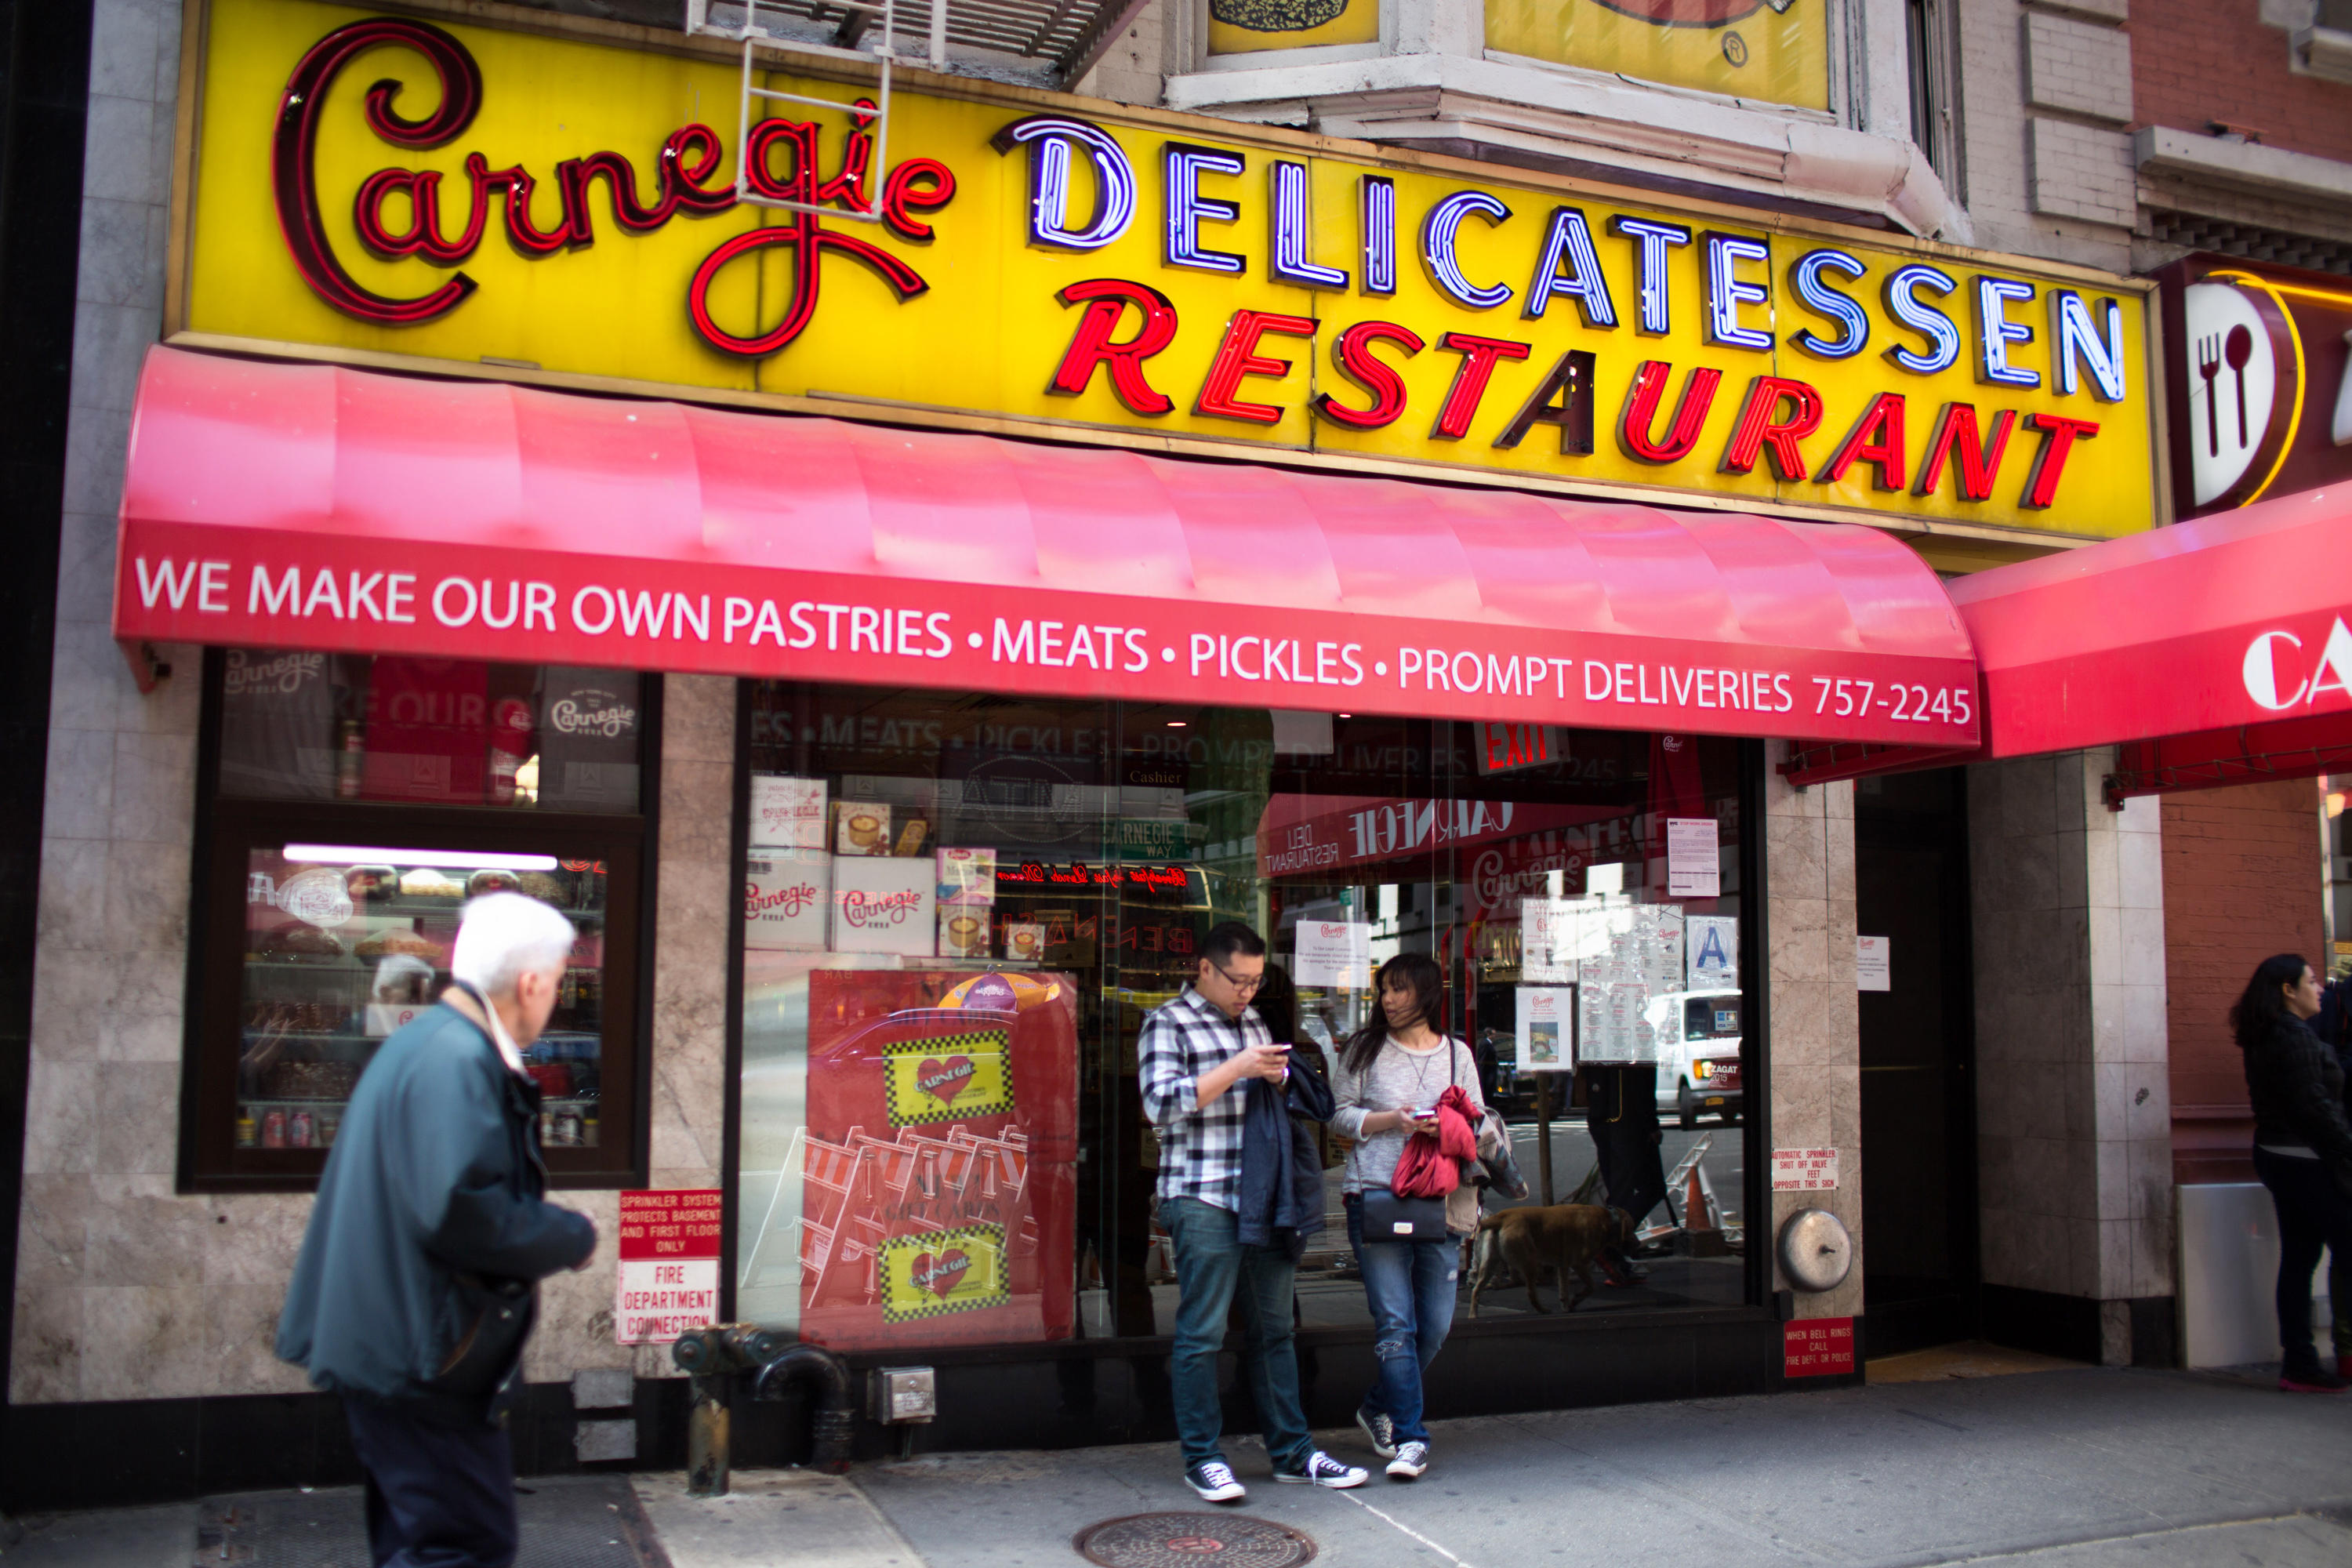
[1330,952,1484,1481]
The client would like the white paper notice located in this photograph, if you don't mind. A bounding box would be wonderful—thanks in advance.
[1516,985,1574,1072]
[1686,915,1737,988]
[1772,1148,1841,1192]
[1519,898,1575,984]
[1294,920,1374,989]
[749,775,828,850]
[1856,935,1892,992]
[1666,818,1720,898]
[1637,905,1685,996]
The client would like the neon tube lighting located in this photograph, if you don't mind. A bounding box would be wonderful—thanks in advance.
[281,844,561,870]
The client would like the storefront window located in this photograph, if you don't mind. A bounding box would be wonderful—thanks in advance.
[218,648,642,812]
[187,649,653,1188]
[731,683,1754,1351]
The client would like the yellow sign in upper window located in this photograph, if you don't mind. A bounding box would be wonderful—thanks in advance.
[1486,0,1829,112]
[1208,0,1381,54]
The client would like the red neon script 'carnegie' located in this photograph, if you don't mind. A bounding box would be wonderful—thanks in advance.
[273,17,485,325]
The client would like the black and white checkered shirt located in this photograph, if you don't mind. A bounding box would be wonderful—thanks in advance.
[1140,985,1269,1211]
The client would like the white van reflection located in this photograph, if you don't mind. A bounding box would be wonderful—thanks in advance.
[1643,989,1743,1129]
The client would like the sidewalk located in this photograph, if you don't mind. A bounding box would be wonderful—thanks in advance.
[8,1363,2350,1567]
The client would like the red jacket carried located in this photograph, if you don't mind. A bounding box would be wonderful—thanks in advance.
[1391,1084,1479,1197]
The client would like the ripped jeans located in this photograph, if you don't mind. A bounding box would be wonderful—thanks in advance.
[1344,1193,1459,1446]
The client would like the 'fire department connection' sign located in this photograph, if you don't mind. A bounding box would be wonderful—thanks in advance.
[615,1189,721,1346]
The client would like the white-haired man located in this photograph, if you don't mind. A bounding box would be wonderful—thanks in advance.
[278,892,597,1568]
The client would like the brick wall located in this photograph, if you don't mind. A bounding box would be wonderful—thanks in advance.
[2132,0,2352,165]
[2160,778,2325,1185]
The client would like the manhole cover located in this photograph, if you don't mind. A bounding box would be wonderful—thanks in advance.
[1073,1512,1316,1567]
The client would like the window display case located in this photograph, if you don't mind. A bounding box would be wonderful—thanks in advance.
[187,649,653,1188]
[234,844,613,1154]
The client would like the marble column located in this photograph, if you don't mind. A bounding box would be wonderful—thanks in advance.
[1969,749,2171,1365]
[1764,743,1864,1322]
[527,674,737,1382]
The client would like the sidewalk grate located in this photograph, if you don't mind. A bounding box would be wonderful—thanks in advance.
[194,1477,667,1568]
[1073,1512,1316,1567]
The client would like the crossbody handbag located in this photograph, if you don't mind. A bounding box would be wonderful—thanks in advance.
[1360,1038,1455,1242]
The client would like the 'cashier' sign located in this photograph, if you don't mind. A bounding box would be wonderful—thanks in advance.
[614,1189,721,1346]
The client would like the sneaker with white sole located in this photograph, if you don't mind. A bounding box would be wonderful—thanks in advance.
[1273,1450,1368,1490]
[1185,1461,1247,1503]
[1385,1441,1429,1479]
[1354,1406,1398,1460]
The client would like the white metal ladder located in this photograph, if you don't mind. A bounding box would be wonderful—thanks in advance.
[684,0,950,223]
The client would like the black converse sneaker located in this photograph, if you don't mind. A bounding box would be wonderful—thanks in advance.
[1385,1441,1429,1479]
[1273,1450,1368,1489]
[1185,1461,1247,1503]
[1354,1406,1399,1459]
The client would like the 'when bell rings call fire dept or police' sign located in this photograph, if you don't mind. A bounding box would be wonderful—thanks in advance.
[615,1189,721,1345]
[1783,1316,1856,1378]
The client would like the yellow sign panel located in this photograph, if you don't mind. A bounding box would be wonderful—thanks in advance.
[181,0,2158,538]
[877,1224,1011,1323]
[1209,0,1382,55]
[1486,0,1828,111]
[881,1033,1015,1127]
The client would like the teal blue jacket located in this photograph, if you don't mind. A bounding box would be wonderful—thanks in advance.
[275,1001,595,1421]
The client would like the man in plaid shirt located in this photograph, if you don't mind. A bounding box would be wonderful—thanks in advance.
[1142,921,1366,1503]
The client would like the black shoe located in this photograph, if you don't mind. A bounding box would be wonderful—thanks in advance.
[2280,1367,2350,1393]
[1185,1461,1247,1501]
[1272,1451,1367,1489]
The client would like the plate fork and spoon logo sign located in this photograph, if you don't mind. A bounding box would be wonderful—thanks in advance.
[2194,324,2256,458]
[2182,280,2285,508]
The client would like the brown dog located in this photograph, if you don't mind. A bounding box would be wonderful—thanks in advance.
[1468,1203,1635,1317]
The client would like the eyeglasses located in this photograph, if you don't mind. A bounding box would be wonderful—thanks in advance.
[1208,959,1266,994]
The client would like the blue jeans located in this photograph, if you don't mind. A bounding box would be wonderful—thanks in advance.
[1160,1196,1315,1472]
[1345,1194,1458,1445]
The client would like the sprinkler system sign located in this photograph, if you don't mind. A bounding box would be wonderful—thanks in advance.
[615,1189,722,1346]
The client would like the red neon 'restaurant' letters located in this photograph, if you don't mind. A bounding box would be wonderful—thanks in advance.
[1048,280,1181,415]
[1315,321,1424,430]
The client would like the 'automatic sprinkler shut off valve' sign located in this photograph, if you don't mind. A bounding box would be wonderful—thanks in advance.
[615,1189,721,1345]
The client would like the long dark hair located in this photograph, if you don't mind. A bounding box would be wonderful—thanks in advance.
[1254,962,1298,1046]
[1341,952,1446,1076]
[2230,953,2311,1051]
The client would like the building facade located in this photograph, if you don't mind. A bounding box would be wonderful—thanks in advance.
[4,0,2343,1508]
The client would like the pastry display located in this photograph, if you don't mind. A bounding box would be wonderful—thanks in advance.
[399,867,466,899]
[354,929,443,961]
[258,923,346,958]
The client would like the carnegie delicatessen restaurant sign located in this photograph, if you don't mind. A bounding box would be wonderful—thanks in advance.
[175,0,2158,538]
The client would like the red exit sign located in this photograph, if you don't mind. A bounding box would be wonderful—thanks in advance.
[1475,721,1563,775]
[1783,1316,1856,1378]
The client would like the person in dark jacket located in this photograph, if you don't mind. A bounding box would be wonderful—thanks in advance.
[1138,922,1367,1503]
[2233,953,2352,1392]
[278,893,597,1566]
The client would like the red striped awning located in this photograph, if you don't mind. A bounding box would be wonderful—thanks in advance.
[1947,483,2352,794]
[113,346,1979,746]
